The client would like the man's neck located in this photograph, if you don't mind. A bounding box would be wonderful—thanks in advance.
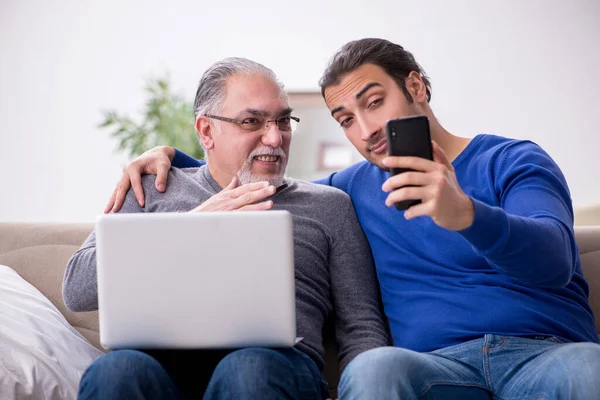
[207,164,232,189]
[428,116,471,162]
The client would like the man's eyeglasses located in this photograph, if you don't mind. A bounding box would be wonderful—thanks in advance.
[205,114,300,133]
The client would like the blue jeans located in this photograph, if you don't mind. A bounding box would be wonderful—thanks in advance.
[339,335,600,400]
[78,347,328,399]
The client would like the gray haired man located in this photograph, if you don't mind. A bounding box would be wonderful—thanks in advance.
[64,58,389,400]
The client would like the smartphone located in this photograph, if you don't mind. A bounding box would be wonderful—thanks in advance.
[385,116,433,210]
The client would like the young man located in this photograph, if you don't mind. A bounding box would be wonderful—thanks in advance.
[64,57,389,400]
[107,39,600,399]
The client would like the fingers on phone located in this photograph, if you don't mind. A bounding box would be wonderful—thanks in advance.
[385,186,422,208]
[382,171,431,192]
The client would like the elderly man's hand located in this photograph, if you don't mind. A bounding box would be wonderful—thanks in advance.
[189,176,276,212]
[105,146,175,213]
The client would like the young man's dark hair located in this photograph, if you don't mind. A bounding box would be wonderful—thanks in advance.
[319,38,432,103]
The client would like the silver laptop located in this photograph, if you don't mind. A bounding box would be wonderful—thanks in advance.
[95,211,296,350]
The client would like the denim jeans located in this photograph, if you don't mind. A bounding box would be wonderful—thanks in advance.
[339,335,600,400]
[78,347,328,399]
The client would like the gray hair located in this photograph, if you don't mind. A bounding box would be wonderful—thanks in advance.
[193,57,285,153]
[193,57,284,118]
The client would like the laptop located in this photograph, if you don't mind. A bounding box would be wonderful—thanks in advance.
[95,210,296,350]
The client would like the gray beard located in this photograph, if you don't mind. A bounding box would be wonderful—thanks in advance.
[237,167,285,187]
[237,147,288,188]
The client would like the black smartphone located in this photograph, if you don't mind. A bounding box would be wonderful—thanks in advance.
[385,116,433,210]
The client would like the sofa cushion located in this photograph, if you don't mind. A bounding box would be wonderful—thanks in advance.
[0,223,100,349]
[0,245,101,348]
[0,264,102,399]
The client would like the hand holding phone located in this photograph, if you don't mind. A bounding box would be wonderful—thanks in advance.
[385,116,433,210]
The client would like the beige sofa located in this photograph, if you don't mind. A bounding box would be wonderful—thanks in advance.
[1,223,600,397]
[575,204,600,226]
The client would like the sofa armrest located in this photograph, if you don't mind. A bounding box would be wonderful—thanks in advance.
[575,226,600,337]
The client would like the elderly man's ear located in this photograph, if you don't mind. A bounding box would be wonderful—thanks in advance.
[195,116,214,150]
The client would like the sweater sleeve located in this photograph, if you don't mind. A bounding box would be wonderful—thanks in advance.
[62,186,148,312]
[458,141,577,288]
[329,197,390,371]
[172,148,205,168]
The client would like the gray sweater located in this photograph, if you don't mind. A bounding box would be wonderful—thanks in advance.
[63,166,389,371]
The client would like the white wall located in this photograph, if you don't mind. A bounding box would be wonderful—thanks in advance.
[1,0,599,222]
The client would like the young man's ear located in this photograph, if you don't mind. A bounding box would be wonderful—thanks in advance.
[195,116,215,150]
[405,71,428,103]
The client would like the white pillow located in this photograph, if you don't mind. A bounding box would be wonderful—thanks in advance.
[0,265,102,400]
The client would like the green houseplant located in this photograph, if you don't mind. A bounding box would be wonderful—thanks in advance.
[99,76,204,160]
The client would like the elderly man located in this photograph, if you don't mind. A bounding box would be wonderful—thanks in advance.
[64,57,389,400]
[113,38,600,399]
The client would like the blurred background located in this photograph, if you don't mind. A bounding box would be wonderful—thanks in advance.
[1,0,599,222]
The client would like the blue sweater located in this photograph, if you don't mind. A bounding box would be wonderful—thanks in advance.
[173,134,598,351]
